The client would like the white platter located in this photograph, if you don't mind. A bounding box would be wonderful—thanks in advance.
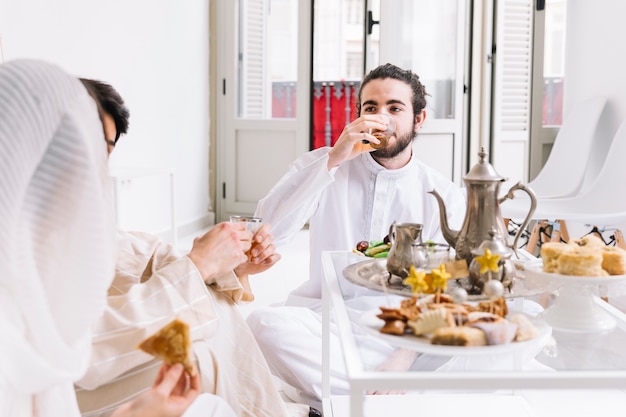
[523,260,626,332]
[523,260,626,284]
[358,308,551,357]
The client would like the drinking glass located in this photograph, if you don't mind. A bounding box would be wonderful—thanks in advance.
[229,215,263,302]
[413,242,451,270]
[365,114,396,149]
[229,215,262,233]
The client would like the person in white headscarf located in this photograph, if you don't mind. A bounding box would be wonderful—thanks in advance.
[0,59,232,417]
[72,77,318,417]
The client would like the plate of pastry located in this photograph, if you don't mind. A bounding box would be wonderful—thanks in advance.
[531,234,626,279]
[524,260,626,285]
[524,235,626,297]
[522,235,626,332]
[357,296,551,356]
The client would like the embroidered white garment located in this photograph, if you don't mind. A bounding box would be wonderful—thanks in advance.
[249,146,467,406]
[255,147,466,300]
[0,59,117,417]
[75,230,295,417]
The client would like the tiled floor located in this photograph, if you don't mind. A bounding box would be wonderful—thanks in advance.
[177,227,310,316]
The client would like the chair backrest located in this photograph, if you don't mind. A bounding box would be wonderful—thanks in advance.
[573,116,626,212]
[522,116,626,226]
[528,96,607,198]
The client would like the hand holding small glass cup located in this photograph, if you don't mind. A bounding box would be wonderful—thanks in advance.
[362,113,396,149]
[229,215,262,233]
[229,215,263,302]
[229,215,263,258]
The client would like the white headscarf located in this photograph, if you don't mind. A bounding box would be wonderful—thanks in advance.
[0,60,117,416]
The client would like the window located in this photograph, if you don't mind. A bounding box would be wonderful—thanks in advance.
[237,0,298,119]
[542,0,567,126]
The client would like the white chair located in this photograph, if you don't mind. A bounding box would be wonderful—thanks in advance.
[520,96,607,200]
[502,97,607,251]
[503,116,626,226]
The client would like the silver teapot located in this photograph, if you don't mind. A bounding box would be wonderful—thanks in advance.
[429,147,537,266]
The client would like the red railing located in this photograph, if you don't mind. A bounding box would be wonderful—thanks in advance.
[272,80,361,149]
[271,82,297,118]
[272,77,563,149]
[543,77,564,126]
[311,81,361,149]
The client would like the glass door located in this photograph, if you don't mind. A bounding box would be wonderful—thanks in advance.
[374,0,469,183]
[312,0,469,183]
[311,0,366,149]
[216,0,311,221]
[529,0,567,178]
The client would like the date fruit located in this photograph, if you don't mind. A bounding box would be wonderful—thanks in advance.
[356,240,369,252]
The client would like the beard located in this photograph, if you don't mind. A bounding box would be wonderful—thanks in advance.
[371,121,416,159]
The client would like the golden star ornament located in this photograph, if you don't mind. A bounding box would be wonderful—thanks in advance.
[431,264,451,292]
[476,248,501,274]
[403,265,429,294]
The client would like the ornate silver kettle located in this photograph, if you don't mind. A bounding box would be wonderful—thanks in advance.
[386,221,423,280]
[429,147,537,265]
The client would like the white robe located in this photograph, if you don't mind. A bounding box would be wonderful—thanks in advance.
[248,148,466,406]
[0,59,116,417]
[0,59,302,417]
[75,230,296,417]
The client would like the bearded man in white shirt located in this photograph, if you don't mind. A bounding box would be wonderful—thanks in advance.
[247,63,467,408]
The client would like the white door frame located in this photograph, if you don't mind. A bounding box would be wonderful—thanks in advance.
[215,0,311,222]
[374,0,470,184]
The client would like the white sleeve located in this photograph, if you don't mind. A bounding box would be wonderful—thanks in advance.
[255,148,336,246]
[77,256,218,390]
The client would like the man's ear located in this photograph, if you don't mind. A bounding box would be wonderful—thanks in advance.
[414,109,427,133]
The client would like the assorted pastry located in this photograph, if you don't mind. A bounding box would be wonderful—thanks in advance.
[374,244,541,347]
[138,318,196,376]
[540,234,626,276]
[375,294,538,347]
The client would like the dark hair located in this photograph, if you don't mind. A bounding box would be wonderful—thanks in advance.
[80,78,130,143]
[356,63,428,119]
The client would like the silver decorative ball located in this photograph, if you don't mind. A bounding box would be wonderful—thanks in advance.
[483,279,504,299]
[450,287,469,304]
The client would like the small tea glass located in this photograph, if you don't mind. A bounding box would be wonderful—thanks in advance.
[229,215,263,302]
[363,114,396,149]
[412,242,451,270]
[229,215,263,233]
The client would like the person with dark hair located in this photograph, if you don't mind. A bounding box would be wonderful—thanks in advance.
[73,79,320,417]
[80,78,129,151]
[0,57,234,417]
[247,63,467,407]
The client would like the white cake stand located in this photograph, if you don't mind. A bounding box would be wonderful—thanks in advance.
[523,260,626,332]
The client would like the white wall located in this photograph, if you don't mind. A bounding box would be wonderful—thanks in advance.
[0,0,212,241]
[565,0,625,134]
[564,0,626,236]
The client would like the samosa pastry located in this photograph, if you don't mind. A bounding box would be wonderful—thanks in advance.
[138,318,195,375]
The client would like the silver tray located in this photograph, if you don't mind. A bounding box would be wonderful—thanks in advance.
[342,258,543,301]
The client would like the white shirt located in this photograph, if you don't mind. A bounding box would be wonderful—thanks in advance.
[256,147,466,301]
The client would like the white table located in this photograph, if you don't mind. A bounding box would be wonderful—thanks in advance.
[321,251,626,417]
